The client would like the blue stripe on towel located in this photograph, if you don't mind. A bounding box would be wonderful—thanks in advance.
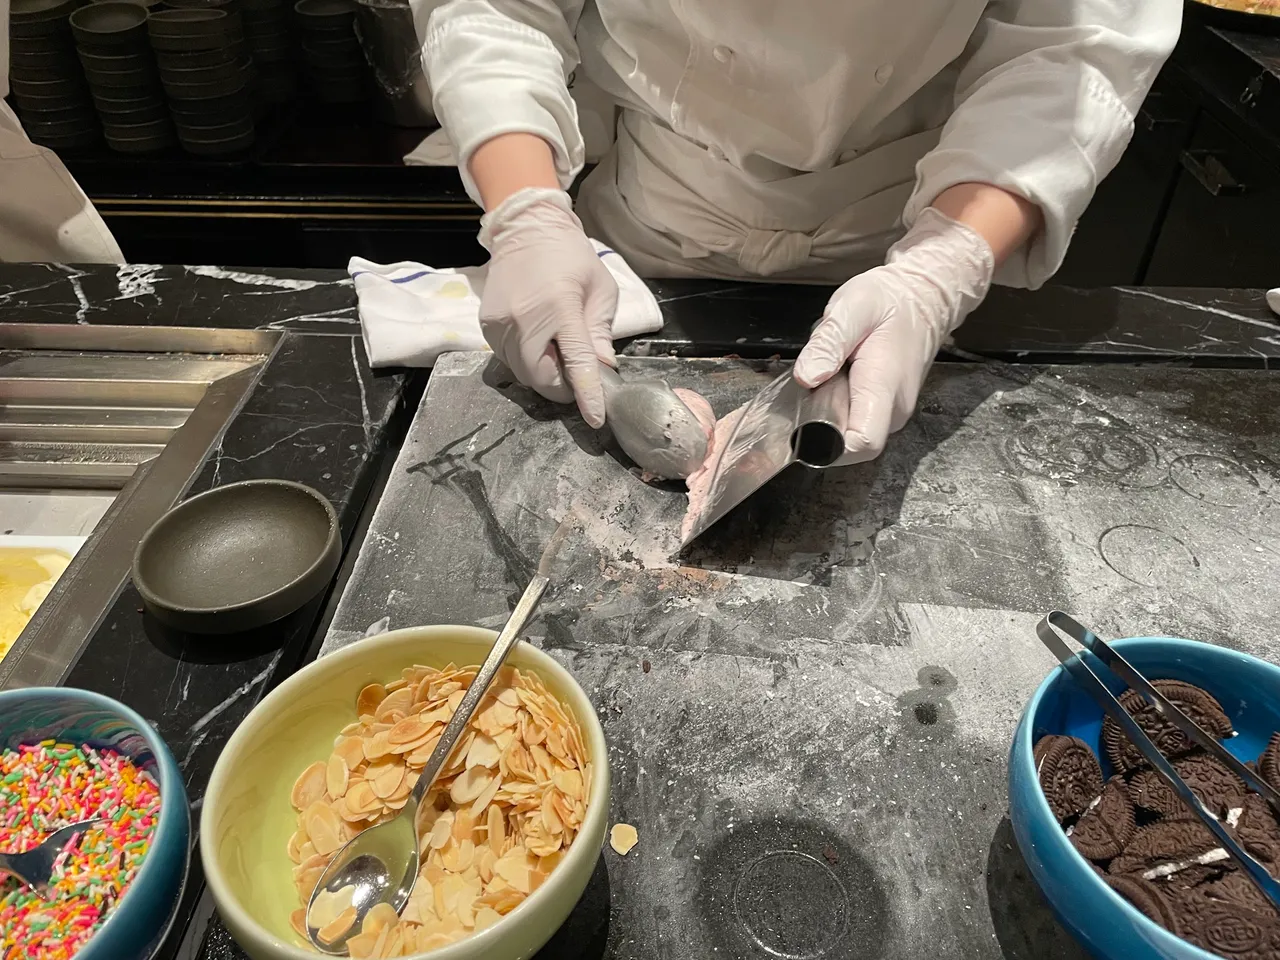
[350,268,441,284]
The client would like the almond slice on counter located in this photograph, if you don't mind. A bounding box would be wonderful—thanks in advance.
[610,823,639,856]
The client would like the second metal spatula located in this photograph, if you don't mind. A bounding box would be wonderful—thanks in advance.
[680,364,856,547]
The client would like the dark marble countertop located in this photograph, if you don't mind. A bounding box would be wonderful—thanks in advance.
[0,262,1277,959]
[2,261,1277,363]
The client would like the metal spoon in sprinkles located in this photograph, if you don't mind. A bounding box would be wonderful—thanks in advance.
[0,819,108,895]
[304,575,550,954]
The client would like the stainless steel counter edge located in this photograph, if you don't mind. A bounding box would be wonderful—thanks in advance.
[0,325,282,690]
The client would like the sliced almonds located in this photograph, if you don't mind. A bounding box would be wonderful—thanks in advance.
[291,761,327,810]
[610,823,639,856]
[356,683,386,717]
[287,662,592,957]
[318,906,357,945]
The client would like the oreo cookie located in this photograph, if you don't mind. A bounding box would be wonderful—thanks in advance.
[1035,734,1105,823]
[1232,794,1280,865]
[1107,874,1183,933]
[1183,900,1280,959]
[1101,680,1233,774]
[1260,734,1280,794]
[1110,820,1226,877]
[1130,754,1247,820]
[1070,777,1137,862]
[1196,872,1280,920]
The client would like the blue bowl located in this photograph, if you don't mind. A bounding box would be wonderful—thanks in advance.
[0,687,191,959]
[1010,636,1280,960]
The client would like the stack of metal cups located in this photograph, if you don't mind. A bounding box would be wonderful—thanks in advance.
[147,4,256,154]
[294,0,364,104]
[71,0,174,153]
[241,0,297,103]
[8,0,100,150]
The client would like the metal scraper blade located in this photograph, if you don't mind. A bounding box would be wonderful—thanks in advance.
[679,365,854,549]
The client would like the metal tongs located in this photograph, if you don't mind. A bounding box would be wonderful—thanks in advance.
[1037,611,1280,908]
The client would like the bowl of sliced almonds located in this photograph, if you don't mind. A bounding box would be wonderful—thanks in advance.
[200,624,610,960]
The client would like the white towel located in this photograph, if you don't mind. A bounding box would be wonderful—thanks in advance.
[350,244,663,369]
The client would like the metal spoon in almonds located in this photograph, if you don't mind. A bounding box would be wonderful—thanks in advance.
[304,576,549,954]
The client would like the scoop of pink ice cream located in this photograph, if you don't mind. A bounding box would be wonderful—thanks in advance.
[680,402,748,542]
[672,388,715,444]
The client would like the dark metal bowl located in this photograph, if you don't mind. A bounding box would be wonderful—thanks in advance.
[132,479,340,634]
[70,1,150,48]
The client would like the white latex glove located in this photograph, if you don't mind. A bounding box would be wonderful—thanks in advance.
[478,186,618,428]
[793,207,995,462]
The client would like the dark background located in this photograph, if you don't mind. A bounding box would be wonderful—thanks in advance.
[45,10,1280,288]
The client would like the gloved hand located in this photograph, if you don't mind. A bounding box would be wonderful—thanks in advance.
[478,186,618,428]
[793,207,995,462]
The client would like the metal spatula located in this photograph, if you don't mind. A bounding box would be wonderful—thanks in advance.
[680,365,855,547]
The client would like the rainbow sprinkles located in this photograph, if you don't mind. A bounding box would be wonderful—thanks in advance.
[0,741,161,959]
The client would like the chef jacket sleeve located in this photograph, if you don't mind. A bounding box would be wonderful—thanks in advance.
[902,0,1181,289]
[418,0,585,205]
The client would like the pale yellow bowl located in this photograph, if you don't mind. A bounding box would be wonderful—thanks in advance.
[200,625,611,960]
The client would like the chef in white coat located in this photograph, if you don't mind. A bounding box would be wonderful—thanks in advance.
[421,0,1180,461]
[1,1,124,263]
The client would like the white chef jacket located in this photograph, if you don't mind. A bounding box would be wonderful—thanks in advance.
[0,1,124,264]
[420,0,1180,285]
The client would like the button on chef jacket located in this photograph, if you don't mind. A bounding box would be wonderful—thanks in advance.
[0,1,124,264]
[421,0,1180,285]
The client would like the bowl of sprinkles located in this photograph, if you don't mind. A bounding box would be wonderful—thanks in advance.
[0,687,190,960]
